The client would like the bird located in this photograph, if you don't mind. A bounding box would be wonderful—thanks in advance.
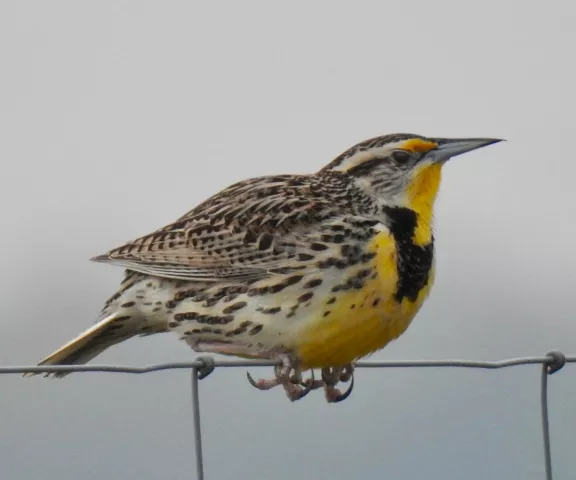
[25,133,503,403]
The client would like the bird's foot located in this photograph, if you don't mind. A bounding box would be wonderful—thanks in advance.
[246,352,315,402]
[316,365,355,403]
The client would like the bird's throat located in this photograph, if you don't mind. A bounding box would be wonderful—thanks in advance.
[406,163,442,246]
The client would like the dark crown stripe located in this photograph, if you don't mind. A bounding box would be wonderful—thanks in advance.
[345,157,385,176]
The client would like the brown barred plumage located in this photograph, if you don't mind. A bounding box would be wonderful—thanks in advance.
[25,133,503,403]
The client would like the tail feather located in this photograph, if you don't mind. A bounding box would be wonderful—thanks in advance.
[23,313,136,378]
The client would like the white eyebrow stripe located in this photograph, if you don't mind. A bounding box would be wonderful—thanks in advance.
[332,141,408,173]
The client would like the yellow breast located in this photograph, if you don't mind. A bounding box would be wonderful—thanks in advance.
[295,231,434,369]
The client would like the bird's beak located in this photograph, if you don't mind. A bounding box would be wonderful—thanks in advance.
[426,137,504,163]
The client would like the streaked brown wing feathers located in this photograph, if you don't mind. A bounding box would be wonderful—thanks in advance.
[92,175,337,281]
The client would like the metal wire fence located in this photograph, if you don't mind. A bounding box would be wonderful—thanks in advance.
[3,351,573,480]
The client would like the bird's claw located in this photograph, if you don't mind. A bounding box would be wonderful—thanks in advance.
[246,365,315,401]
[246,371,275,390]
[320,365,355,403]
[325,375,354,403]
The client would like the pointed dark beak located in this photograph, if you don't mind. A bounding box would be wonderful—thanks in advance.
[426,137,505,163]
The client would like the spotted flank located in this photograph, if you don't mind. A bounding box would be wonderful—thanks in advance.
[26,132,503,403]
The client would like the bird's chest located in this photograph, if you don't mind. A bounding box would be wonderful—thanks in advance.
[294,228,435,369]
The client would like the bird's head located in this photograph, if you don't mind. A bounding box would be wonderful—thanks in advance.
[321,133,503,213]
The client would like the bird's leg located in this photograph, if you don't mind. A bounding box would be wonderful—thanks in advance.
[320,364,355,403]
[289,369,303,385]
[339,364,354,383]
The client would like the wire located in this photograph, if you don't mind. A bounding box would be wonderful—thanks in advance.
[7,351,573,480]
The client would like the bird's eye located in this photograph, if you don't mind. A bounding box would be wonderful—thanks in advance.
[392,150,412,165]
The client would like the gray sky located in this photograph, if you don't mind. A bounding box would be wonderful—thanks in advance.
[0,1,575,479]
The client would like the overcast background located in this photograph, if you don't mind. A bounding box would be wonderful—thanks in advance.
[0,2,575,479]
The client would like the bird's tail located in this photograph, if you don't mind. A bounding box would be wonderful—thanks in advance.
[23,313,144,378]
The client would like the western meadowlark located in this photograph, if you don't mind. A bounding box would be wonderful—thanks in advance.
[25,133,502,403]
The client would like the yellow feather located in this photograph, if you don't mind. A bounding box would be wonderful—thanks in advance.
[295,231,433,369]
[406,162,442,245]
[398,138,438,153]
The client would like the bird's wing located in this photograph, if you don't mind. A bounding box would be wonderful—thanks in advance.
[91,175,340,282]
